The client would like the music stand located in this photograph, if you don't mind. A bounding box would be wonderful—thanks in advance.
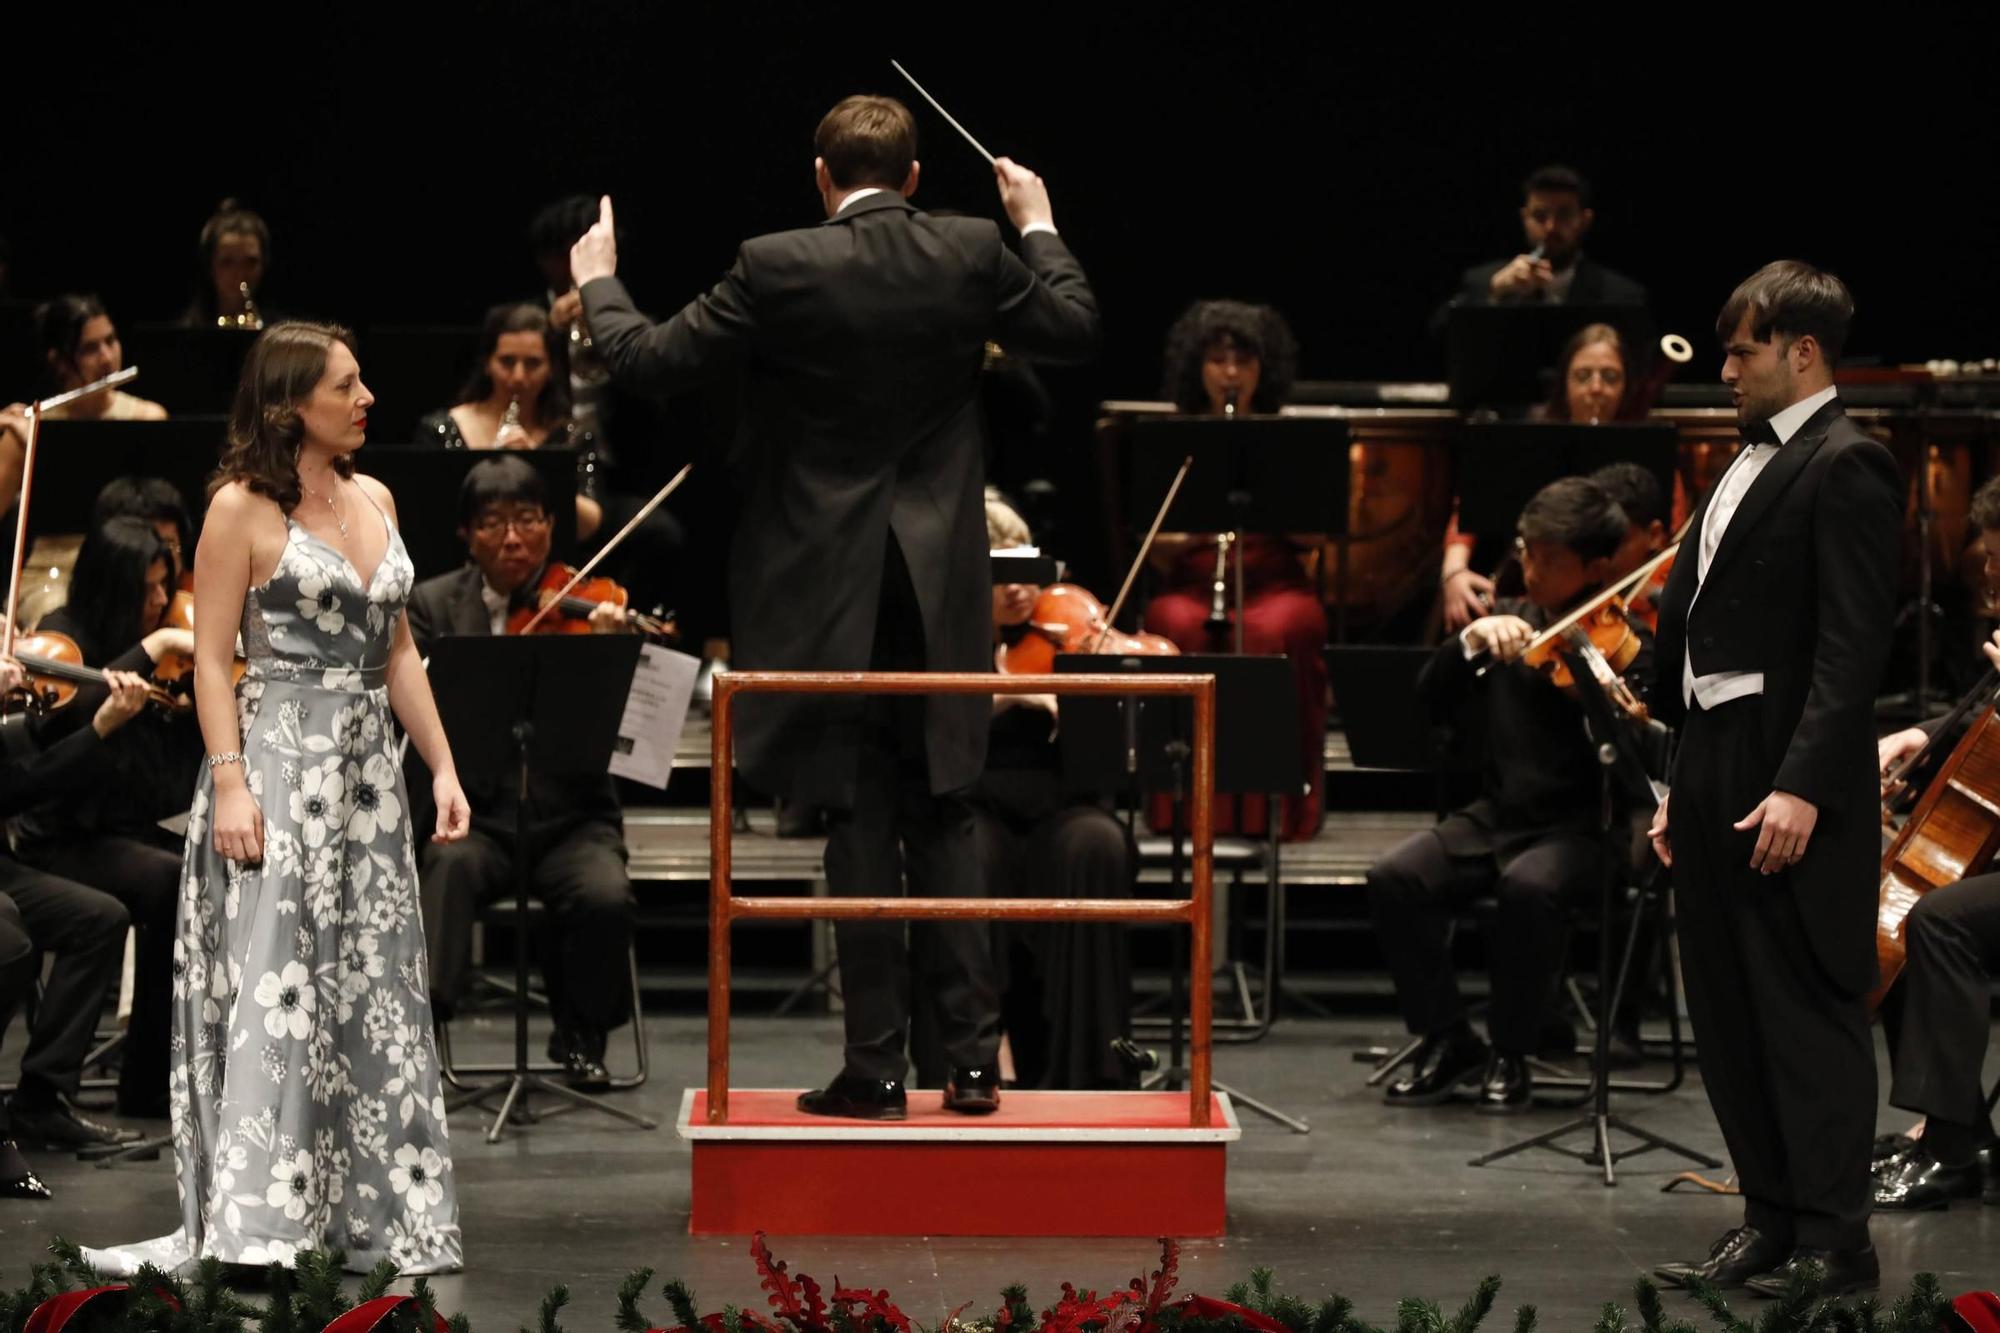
[356,448,578,580]
[1453,422,1678,541]
[1466,650,1719,1185]
[425,634,656,1143]
[1445,303,1655,412]
[1124,415,1351,640]
[351,325,480,445]
[1058,652,1310,1133]
[28,419,229,542]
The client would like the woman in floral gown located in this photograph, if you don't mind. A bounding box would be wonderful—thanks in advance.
[87,323,472,1274]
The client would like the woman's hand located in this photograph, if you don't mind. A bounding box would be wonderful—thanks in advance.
[1647,791,1671,867]
[141,626,197,663]
[213,776,265,863]
[1441,567,1495,631]
[91,669,151,737]
[432,770,471,843]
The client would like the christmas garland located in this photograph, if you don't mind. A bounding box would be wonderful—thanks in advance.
[4,1235,1991,1333]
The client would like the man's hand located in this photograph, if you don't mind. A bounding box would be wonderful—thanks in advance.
[569,196,618,287]
[1464,613,1534,662]
[1982,625,2000,673]
[994,157,1054,233]
[1736,790,1819,874]
[1647,790,1671,867]
[1489,254,1555,299]
[1442,568,1496,632]
[549,288,584,331]
[1877,726,1927,775]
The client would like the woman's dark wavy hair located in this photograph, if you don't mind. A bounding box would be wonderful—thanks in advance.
[209,322,356,511]
[1161,300,1298,414]
[453,302,572,424]
[66,516,173,658]
[1545,321,1632,421]
[35,293,110,390]
[190,198,271,323]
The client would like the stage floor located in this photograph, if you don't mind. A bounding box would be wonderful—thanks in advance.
[4,1016,1995,1319]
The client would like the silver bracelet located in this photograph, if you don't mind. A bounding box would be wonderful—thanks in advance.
[206,751,245,769]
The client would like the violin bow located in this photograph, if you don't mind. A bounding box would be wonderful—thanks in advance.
[3,366,139,657]
[1882,666,2000,794]
[516,463,693,635]
[1091,455,1193,653]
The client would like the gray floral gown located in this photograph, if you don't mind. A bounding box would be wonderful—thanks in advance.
[87,505,462,1275]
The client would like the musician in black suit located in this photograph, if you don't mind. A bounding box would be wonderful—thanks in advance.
[1369,477,1651,1114]
[1430,165,1647,337]
[572,95,1099,1118]
[1648,262,1900,1295]
[405,456,637,1091]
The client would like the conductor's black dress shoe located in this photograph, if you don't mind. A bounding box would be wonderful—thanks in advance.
[1742,1244,1879,1298]
[797,1074,907,1121]
[1874,1144,1983,1211]
[1653,1225,1789,1288]
[942,1067,1000,1114]
[1383,1027,1489,1106]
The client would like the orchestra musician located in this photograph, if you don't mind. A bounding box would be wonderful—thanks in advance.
[36,296,168,421]
[1142,299,1328,839]
[406,455,638,1091]
[1866,474,2000,1212]
[177,199,273,328]
[8,516,202,1120]
[935,491,1135,1092]
[416,301,606,540]
[1430,165,1647,334]
[1648,262,1900,1296]
[0,655,156,1163]
[571,93,1099,1118]
[1368,475,1652,1113]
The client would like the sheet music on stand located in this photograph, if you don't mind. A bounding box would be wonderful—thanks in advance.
[608,644,699,789]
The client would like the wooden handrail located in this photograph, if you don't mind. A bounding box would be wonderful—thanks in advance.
[708,669,1217,1127]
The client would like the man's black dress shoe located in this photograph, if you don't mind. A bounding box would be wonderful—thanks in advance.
[1653,1225,1789,1289]
[8,1098,144,1154]
[0,1140,51,1201]
[797,1075,907,1120]
[1743,1244,1879,1298]
[1476,1053,1531,1114]
[1870,1132,1916,1172]
[1384,1028,1489,1106]
[942,1067,1000,1115]
[1874,1144,1983,1211]
[548,1027,612,1092]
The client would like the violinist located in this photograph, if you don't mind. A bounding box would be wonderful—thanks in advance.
[1647,262,1899,1296]
[406,455,637,1091]
[418,301,606,540]
[1142,300,1328,839]
[1368,476,1651,1114]
[1865,476,2000,1212]
[0,644,159,1161]
[8,516,201,1120]
[924,491,1133,1091]
[93,476,195,592]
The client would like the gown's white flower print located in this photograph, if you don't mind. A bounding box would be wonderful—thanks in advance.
[290,759,348,849]
[265,1149,319,1221]
[346,753,403,844]
[253,961,315,1041]
[389,1144,446,1212]
[295,568,346,634]
[85,516,458,1278]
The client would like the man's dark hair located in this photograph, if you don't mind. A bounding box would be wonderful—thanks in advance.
[1715,260,1855,365]
[459,454,548,528]
[1522,164,1592,209]
[814,95,917,191]
[95,475,194,554]
[1517,476,1628,562]
[1588,461,1666,531]
[1971,475,2000,535]
[528,195,600,257]
[1161,300,1299,414]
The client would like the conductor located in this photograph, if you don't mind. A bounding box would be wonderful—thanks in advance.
[569,94,1100,1118]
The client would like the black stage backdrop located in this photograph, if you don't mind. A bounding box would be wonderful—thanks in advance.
[9,8,1999,596]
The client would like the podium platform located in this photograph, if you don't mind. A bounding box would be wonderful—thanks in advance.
[678,1088,1240,1236]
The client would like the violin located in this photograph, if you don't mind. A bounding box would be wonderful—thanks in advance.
[1519,595,1651,723]
[150,590,248,703]
[1001,582,1178,674]
[4,629,184,716]
[504,561,677,641]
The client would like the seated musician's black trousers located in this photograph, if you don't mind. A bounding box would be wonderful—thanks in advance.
[419,818,636,1035]
[1367,813,1601,1056]
[1888,871,2000,1141]
[0,858,128,1107]
[1670,695,1874,1252]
